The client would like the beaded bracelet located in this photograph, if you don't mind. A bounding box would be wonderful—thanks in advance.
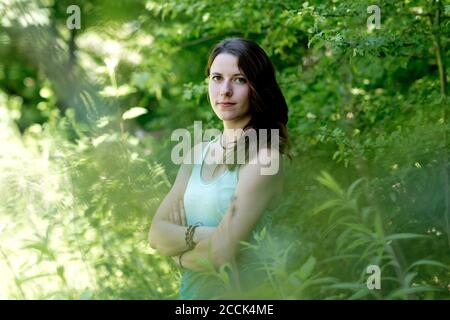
[185,222,203,250]
[189,223,201,247]
[186,222,201,249]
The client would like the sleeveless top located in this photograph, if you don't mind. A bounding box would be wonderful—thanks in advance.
[179,136,274,300]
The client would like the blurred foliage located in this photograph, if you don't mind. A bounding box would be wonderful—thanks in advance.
[0,0,449,299]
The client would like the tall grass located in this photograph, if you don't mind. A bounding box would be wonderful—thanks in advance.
[1,102,448,299]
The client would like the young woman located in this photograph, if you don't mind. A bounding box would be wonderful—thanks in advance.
[148,38,290,299]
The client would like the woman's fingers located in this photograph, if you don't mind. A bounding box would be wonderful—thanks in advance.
[179,199,187,226]
[171,203,180,225]
[169,199,187,226]
[175,203,181,225]
[167,204,172,223]
[169,204,174,223]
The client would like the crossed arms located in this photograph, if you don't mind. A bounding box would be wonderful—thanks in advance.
[148,147,282,272]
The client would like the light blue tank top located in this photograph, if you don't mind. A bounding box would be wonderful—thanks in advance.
[183,136,239,227]
[179,136,240,299]
[179,136,275,300]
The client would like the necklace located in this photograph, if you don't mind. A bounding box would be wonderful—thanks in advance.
[219,134,238,150]
[219,134,226,150]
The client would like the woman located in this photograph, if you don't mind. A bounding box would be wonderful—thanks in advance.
[148,38,289,299]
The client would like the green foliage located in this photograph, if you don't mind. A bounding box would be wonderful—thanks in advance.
[0,0,449,299]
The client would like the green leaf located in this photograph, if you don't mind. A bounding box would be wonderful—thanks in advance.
[122,107,148,120]
[407,259,449,271]
[311,199,344,215]
[387,286,441,299]
[343,223,373,235]
[348,288,372,300]
[18,272,55,284]
[374,213,384,240]
[404,272,417,287]
[346,177,365,199]
[100,85,136,97]
[297,256,316,280]
[343,237,372,253]
[316,171,344,197]
[329,282,366,290]
[384,233,428,241]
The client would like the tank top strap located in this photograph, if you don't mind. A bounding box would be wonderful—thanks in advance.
[190,135,242,185]
[200,136,220,163]
[190,136,219,178]
[201,139,211,161]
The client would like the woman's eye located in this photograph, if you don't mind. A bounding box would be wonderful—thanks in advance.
[234,77,247,84]
[211,75,222,81]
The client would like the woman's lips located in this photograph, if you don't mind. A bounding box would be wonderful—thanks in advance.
[217,102,236,107]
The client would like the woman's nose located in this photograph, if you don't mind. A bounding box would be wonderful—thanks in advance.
[220,80,232,97]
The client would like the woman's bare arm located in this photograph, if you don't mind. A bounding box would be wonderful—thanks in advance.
[175,148,283,271]
[148,142,215,256]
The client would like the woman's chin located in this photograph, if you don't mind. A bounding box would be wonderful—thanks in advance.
[214,110,234,120]
[218,114,238,121]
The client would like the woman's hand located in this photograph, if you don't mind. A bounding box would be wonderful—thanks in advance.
[172,255,181,265]
[166,199,217,269]
[168,199,187,226]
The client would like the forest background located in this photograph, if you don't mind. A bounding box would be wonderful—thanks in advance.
[0,0,449,299]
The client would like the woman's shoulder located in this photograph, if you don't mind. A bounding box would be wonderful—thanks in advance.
[241,145,283,176]
[236,146,283,197]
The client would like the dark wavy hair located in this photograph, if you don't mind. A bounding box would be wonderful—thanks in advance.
[205,37,290,167]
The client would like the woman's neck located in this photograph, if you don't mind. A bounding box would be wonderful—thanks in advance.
[222,116,251,143]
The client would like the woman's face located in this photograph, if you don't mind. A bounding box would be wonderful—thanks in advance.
[208,53,251,124]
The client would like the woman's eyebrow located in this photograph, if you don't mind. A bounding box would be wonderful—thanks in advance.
[211,72,244,76]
